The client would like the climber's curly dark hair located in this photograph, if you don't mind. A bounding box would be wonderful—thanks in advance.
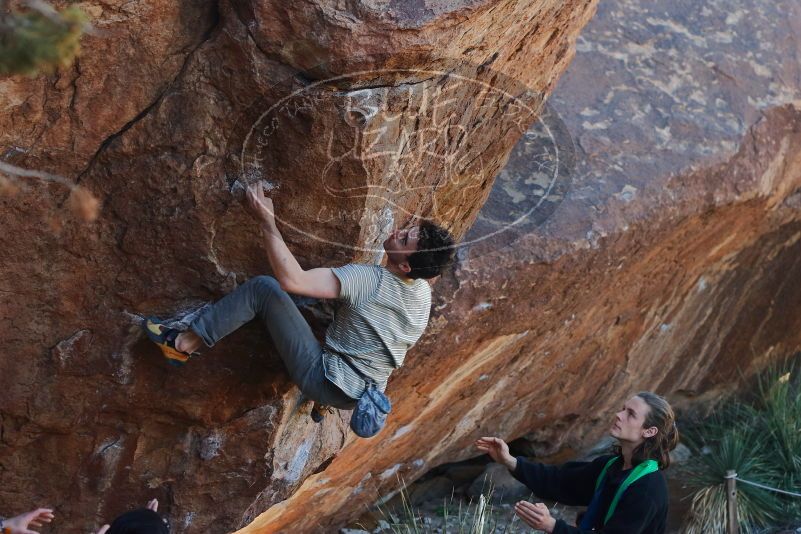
[407,220,456,280]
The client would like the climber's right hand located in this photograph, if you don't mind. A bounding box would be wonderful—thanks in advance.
[245,182,276,228]
[475,437,517,471]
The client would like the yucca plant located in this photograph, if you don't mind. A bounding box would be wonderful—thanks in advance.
[683,358,801,533]
[683,426,783,533]
[753,365,801,520]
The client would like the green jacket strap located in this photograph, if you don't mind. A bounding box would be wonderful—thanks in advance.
[592,456,659,525]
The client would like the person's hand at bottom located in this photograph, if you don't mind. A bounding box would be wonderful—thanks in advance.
[515,501,557,533]
[2,508,54,534]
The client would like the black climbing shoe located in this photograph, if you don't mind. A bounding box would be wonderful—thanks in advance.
[311,403,334,423]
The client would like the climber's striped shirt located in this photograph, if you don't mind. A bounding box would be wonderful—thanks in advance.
[322,263,432,399]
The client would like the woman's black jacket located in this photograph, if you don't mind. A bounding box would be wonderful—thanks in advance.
[511,455,668,533]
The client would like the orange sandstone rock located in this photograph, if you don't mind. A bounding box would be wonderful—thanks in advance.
[0,0,597,532]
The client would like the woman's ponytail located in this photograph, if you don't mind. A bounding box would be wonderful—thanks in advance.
[632,391,679,469]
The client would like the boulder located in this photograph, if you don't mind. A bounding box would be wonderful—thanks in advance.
[440,463,489,489]
[241,0,801,531]
[2,0,801,532]
[466,463,530,504]
[670,444,692,465]
[0,0,598,532]
[408,476,457,506]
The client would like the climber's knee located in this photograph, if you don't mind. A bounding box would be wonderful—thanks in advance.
[249,275,281,293]
[243,275,282,307]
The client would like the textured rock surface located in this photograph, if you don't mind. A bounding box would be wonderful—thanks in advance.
[241,0,801,532]
[2,0,800,532]
[0,0,597,532]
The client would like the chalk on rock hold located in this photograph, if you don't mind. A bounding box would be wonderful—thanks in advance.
[231,178,277,201]
[339,529,370,534]
[229,178,249,201]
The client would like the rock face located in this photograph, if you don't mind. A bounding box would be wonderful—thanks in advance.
[239,0,801,532]
[0,0,598,532]
[2,0,800,533]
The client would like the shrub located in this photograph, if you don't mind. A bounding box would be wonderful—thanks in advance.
[683,358,801,533]
[375,478,530,534]
[0,1,87,76]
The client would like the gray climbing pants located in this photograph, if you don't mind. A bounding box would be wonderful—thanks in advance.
[190,275,356,409]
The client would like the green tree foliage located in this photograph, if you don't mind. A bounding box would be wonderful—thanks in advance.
[0,1,87,76]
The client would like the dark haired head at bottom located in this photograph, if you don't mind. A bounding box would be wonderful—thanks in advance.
[107,509,169,534]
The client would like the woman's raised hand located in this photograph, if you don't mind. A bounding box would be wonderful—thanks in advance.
[475,437,517,471]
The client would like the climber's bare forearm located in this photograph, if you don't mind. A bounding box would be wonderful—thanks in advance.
[260,223,341,299]
[245,183,337,297]
[261,223,304,289]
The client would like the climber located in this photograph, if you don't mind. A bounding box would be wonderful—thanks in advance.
[475,392,679,533]
[144,182,455,421]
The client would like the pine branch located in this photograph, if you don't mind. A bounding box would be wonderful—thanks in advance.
[0,161,100,222]
[0,160,73,187]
